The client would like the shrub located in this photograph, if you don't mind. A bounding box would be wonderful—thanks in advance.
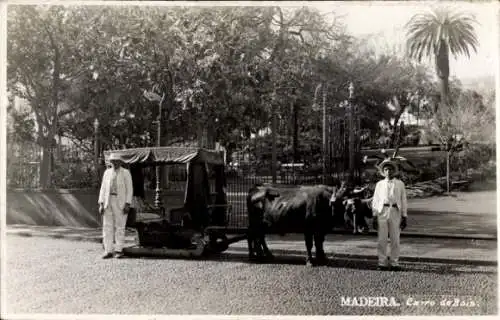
[452,143,495,173]
[50,163,98,189]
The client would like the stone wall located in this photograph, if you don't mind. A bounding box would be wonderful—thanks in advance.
[7,189,185,228]
[7,189,101,227]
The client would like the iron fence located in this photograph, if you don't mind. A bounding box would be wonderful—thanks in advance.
[7,141,99,189]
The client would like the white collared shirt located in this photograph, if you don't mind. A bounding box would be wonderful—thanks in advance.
[385,179,397,204]
[110,169,118,194]
[98,166,133,210]
[371,177,408,217]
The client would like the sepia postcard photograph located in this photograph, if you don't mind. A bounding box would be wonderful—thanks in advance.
[1,0,498,318]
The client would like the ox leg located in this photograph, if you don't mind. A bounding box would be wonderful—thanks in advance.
[314,232,328,266]
[362,208,373,233]
[260,235,274,260]
[250,233,269,262]
[359,216,369,234]
[255,236,265,259]
[344,212,353,232]
[304,232,314,266]
[247,233,257,261]
[353,213,358,235]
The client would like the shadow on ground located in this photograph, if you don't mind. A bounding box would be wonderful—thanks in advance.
[120,249,497,275]
[405,210,497,236]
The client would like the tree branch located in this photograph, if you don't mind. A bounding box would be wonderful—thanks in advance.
[288,30,305,43]
[37,13,61,132]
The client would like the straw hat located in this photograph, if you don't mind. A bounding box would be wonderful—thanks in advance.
[108,153,123,162]
[377,158,399,176]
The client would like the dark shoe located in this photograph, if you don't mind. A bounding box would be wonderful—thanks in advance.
[102,253,113,259]
[377,265,389,271]
[264,253,275,261]
[391,265,402,271]
[114,252,125,259]
[316,255,328,266]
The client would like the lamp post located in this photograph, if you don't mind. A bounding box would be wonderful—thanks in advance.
[348,82,355,186]
[322,84,328,184]
[93,118,100,185]
[312,83,328,184]
[154,98,163,209]
[143,88,164,209]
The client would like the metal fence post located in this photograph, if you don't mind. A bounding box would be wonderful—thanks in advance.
[348,82,355,186]
[155,98,163,209]
[271,89,277,184]
[93,118,100,187]
[322,84,327,184]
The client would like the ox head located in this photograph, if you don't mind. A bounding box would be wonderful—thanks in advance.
[343,196,373,234]
[329,181,349,205]
[249,185,280,211]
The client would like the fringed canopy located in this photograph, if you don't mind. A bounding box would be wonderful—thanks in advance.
[103,147,224,166]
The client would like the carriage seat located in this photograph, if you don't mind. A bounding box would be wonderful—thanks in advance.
[168,203,233,228]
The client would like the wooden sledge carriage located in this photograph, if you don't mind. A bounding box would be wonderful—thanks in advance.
[103,147,245,258]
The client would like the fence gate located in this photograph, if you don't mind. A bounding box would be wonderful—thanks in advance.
[224,102,364,229]
[326,113,362,183]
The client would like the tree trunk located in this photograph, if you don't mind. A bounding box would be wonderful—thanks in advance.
[39,144,51,189]
[446,149,451,193]
[36,117,56,189]
[197,124,205,148]
[389,107,405,148]
[206,117,216,149]
[57,135,62,162]
[439,75,450,108]
[436,40,450,108]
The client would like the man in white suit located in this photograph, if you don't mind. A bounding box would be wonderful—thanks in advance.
[372,158,408,271]
[98,153,133,259]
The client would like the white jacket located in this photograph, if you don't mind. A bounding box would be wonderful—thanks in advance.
[98,167,133,211]
[371,178,408,217]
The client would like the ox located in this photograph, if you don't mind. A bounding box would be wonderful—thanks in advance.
[342,186,374,234]
[343,197,374,234]
[246,182,349,266]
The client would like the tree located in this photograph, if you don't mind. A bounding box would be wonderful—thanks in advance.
[7,5,105,188]
[405,7,479,108]
[324,37,435,149]
[424,88,494,192]
[7,98,36,144]
[8,5,441,188]
[354,50,433,147]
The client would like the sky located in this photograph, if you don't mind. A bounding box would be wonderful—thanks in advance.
[3,0,497,81]
[312,1,498,81]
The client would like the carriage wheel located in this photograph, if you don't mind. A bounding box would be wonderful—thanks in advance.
[207,233,229,253]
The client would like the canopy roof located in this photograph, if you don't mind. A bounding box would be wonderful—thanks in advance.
[103,147,224,166]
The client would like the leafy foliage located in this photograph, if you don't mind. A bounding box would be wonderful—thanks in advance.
[405,8,479,61]
[9,5,480,188]
[425,88,495,148]
[405,7,479,105]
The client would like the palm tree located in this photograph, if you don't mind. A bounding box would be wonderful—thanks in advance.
[405,7,479,108]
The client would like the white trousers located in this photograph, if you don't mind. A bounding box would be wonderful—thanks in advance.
[102,195,128,254]
[377,207,401,266]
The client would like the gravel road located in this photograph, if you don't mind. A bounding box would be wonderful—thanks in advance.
[4,235,497,316]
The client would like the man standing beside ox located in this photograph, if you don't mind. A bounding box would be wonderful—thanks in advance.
[372,158,408,271]
[98,153,133,259]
